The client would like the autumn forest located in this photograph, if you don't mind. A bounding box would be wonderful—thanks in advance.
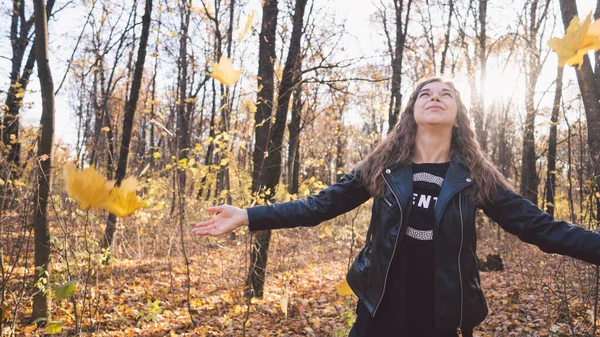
[2,0,600,336]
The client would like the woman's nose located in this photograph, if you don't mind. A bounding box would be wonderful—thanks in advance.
[430,93,440,101]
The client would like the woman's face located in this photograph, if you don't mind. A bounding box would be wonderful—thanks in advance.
[413,81,458,129]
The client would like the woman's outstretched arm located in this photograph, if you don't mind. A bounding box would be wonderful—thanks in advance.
[193,170,371,236]
[482,189,600,265]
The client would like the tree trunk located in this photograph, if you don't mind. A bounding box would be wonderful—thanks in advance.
[287,83,302,194]
[545,67,563,218]
[102,0,153,255]
[471,0,487,151]
[216,0,236,211]
[3,0,56,172]
[387,0,412,132]
[177,0,191,190]
[31,0,55,322]
[520,0,549,205]
[440,0,454,75]
[246,0,309,299]
[558,0,600,229]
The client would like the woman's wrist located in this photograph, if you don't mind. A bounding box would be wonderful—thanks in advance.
[243,209,250,226]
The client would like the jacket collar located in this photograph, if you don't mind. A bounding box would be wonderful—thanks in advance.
[434,159,473,223]
[385,158,474,222]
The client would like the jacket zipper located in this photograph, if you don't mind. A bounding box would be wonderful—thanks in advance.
[456,191,464,337]
[374,173,403,316]
[382,195,393,207]
[470,245,481,291]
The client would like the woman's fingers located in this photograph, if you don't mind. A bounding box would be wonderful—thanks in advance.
[206,205,224,213]
[194,218,215,228]
[192,225,217,235]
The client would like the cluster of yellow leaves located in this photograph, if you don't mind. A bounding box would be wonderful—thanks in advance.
[548,13,600,68]
[210,56,242,87]
[63,163,145,217]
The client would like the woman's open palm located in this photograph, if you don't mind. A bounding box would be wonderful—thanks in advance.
[192,205,249,236]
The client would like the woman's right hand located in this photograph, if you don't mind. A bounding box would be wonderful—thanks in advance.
[192,204,249,237]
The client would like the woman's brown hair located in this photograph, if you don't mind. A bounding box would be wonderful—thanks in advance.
[354,77,514,206]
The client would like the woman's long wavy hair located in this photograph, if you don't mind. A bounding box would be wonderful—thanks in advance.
[355,77,514,206]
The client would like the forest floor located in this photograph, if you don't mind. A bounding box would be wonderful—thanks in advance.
[4,211,600,336]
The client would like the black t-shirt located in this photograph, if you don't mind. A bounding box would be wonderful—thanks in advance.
[351,162,452,337]
[404,162,449,334]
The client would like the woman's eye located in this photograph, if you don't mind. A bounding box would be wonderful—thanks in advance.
[420,93,429,97]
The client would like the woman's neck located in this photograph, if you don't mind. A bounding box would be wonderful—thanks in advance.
[412,128,452,164]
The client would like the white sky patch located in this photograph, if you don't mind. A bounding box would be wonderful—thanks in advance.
[1,0,600,151]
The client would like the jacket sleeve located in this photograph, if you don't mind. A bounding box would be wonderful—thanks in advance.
[247,170,372,231]
[482,189,600,265]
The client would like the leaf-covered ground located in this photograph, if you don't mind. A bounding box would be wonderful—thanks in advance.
[4,215,600,336]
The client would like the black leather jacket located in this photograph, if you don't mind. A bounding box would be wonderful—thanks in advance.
[247,159,600,333]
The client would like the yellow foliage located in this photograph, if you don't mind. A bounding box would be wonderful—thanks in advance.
[236,10,255,41]
[103,177,146,217]
[63,163,114,210]
[63,163,144,217]
[210,56,242,87]
[336,280,354,296]
[548,13,600,68]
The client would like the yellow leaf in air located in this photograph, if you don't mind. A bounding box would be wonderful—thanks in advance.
[236,10,255,41]
[101,126,110,132]
[153,152,161,159]
[548,13,600,68]
[104,177,145,217]
[210,56,242,87]
[336,280,354,296]
[63,163,114,210]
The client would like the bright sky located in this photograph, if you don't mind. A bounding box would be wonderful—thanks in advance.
[0,0,599,149]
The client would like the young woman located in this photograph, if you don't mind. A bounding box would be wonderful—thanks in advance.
[192,78,600,336]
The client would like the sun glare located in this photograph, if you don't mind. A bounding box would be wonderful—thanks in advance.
[482,66,523,105]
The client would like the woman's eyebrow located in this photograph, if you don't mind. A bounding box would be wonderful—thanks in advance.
[418,88,454,94]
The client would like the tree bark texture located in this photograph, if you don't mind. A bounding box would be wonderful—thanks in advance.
[558,0,600,229]
[102,0,153,253]
[31,0,55,321]
[545,67,563,218]
[247,0,309,299]
[3,0,55,171]
[287,83,303,195]
[387,0,412,132]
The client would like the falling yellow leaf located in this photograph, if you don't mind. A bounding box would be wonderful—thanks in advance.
[104,177,145,217]
[336,280,354,296]
[210,56,242,87]
[236,10,255,41]
[63,163,114,210]
[101,126,110,132]
[548,13,600,68]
